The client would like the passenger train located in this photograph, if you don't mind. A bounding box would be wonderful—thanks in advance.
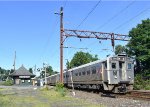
[41,54,134,93]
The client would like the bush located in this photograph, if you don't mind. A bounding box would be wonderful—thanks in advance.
[144,80,150,90]
[55,82,64,91]
[2,80,13,86]
[134,74,150,90]
[55,82,66,97]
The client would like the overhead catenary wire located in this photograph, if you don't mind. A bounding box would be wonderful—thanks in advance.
[63,0,68,9]
[76,0,102,29]
[65,1,102,61]
[36,0,68,67]
[83,1,136,55]
[35,18,59,65]
[96,1,135,30]
[112,7,150,32]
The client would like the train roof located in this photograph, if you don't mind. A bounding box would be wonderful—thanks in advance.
[67,54,131,72]
[42,54,132,80]
[67,59,106,72]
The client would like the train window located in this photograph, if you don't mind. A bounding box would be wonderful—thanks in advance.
[92,66,96,74]
[82,71,86,75]
[128,63,132,69]
[66,75,69,78]
[87,70,90,75]
[64,76,65,78]
[103,62,107,69]
[75,73,78,76]
[112,63,116,69]
[79,72,81,76]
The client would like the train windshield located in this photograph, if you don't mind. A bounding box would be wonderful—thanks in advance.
[128,63,132,69]
[112,63,116,69]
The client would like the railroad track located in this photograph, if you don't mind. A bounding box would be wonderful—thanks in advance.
[72,88,150,101]
[116,90,150,101]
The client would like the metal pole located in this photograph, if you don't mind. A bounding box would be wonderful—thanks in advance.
[45,66,46,85]
[43,63,46,85]
[13,51,16,71]
[111,33,115,52]
[60,7,63,83]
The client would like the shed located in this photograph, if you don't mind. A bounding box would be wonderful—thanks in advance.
[9,65,35,85]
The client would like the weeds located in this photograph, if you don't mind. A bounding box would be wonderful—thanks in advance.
[40,85,49,91]
[2,80,13,86]
[55,82,67,97]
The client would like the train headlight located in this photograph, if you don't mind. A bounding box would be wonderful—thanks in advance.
[128,76,131,79]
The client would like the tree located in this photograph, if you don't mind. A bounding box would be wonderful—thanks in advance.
[46,66,53,76]
[10,69,14,74]
[0,67,11,81]
[29,68,33,74]
[67,51,98,69]
[127,18,150,74]
[39,65,57,78]
[115,45,126,55]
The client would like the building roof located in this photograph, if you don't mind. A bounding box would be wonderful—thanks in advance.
[10,65,35,77]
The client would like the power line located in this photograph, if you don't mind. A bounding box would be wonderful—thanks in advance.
[76,0,102,29]
[112,7,150,32]
[65,0,102,59]
[35,18,59,65]
[63,0,68,9]
[96,1,135,30]
[44,2,69,71]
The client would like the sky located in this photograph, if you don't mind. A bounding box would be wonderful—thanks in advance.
[0,0,150,75]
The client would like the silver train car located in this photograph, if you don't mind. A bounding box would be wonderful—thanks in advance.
[42,54,134,93]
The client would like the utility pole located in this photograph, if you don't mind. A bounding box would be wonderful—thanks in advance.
[60,7,64,83]
[13,51,16,71]
[43,63,47,85]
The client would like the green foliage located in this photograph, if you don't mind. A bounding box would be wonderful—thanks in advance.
[115,45,126,55]
[134,74,150,90]
[127,18,150,74]
[0,67,10,81]
[143,70,150,76]
[67,51,99,69]
[46,66,53,76]
[55,82,66,97]
[0,88,102,107]
[29,68,33,73]
[3,80,13,86]
[55,82,64,91]
[40,65,57,78]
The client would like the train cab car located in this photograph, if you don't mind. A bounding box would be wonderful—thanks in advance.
[102,54,134,93]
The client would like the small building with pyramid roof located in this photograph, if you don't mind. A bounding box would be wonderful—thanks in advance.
[10,65,35,85]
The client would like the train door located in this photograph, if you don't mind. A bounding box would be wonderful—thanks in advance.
[119,61,126,81]
[107,57,119,84]
[102,62,107,82]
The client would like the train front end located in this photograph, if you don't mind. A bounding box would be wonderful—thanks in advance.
[103,54,134,93]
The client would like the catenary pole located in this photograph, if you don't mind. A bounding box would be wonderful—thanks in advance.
[60,7,64,83]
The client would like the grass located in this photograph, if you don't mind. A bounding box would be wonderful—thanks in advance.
[2,80,13,86]
[0,87,104,107]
